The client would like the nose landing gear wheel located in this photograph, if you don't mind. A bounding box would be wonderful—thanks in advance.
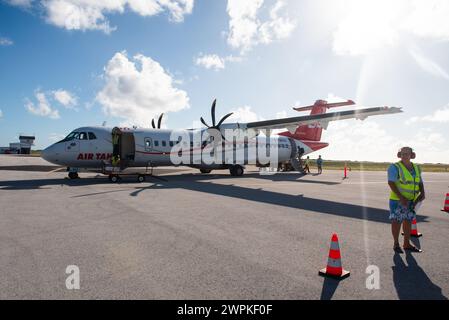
[229,165,244,176]
[68,172,79,179]
[109,174,119,183]
[137,175,145,183]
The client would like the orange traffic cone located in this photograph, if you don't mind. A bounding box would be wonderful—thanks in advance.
[403,218,422,237]
[319,233,350,279]
[410,218,422,237]
[441,193,449,213]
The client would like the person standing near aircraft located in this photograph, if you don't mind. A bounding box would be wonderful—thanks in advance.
[304,156,311,174]
[387,147,425,253]
[317,155,323,174]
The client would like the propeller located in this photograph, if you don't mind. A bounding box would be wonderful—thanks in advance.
[200,99,233,141]
[200,99,233,146]
[151,113,164,129]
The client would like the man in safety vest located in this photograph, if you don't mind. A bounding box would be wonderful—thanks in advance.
[388,146,425,253]
[304,156,310,174]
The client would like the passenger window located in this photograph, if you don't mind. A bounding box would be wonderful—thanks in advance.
[154,140,159,147]
[88,132,97,140]
[162,141,166,147]
[169,141,174,147]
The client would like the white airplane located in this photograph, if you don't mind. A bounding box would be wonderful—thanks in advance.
[41,99,402,180]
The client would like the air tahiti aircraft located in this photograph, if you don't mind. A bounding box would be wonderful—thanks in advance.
[41,99,402,179]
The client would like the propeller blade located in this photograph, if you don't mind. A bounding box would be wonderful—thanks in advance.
[157,113,164,129]
[151,119,156,128]
[200,117,210,128]
[211,99,217,126]
[216,112,233,127]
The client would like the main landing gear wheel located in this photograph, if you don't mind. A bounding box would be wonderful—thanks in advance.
[229,165,244,176]
[137,175,145,183]
[109,174,119,183]
[68,172,79,179]
[200,169,212,174]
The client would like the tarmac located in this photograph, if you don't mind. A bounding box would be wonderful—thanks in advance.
[0,154,448,299]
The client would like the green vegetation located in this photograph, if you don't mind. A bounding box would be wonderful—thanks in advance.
[309,160,449,173]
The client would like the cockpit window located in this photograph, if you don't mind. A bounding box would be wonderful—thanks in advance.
[88,132,97,140]
[57,132,77,143]
[78,132,88,140]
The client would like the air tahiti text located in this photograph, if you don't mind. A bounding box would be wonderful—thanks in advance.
[77,153,112,160]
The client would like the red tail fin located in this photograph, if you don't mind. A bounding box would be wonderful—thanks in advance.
[279,99,354,141]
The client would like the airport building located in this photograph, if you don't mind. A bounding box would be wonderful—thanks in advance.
[0,135,35,154]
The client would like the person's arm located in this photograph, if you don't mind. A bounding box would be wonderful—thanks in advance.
[388,181,409,207]
[415,182,425,203]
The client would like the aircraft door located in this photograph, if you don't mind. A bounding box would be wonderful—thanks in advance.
[120,132,136,166]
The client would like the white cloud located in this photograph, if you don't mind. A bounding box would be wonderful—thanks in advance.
[195,53,243,71]
[320,118,449,163]
[406,105,449,124]
[228,105,262,123]
[333,0,449,56]
[96,51,190,127]
[401,0,449,41]
[322,120,397,161]
[0,37,13,46]
[9,0,193,33]
[333,0,400,56]
[52,89,78,108]
[25,90,60,119]
[49,133,66,142]
[226,0,296,53]
[409,48,449,80]
[195,54,225,71]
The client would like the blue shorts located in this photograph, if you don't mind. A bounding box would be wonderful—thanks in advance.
[389,200,416,223]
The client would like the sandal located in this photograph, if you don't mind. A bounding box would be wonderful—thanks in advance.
[403,246,422,253]
[393,245,404,253]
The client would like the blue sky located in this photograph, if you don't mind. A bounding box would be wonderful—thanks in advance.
[1,0,448,163]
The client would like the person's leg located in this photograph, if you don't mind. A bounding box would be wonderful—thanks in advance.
[402,220,412,248]
[392,221,401,248]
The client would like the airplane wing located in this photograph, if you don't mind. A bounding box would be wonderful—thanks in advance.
[242,106,402,133]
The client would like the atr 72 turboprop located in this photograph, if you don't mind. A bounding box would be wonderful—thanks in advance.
[41,99,402,179]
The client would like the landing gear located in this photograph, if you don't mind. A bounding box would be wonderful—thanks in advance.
[137,175,145,183]
[68,172,79,179]
[200,169,212,174]
[229,165,244,176]
[109,174,119,183]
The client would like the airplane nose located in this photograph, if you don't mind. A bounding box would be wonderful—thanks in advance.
[41,146,51,161]
[41,144,57,164]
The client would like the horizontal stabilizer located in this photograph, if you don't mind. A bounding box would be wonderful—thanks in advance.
[293,99,355,112]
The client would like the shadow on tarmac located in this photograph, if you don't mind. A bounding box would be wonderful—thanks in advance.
[320,277,340,300]
[128,175,429,225]
[0,165,65,172]
[392,252,447,300]
[0,172,430,225]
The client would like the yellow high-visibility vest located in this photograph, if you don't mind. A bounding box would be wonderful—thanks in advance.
[390,162,421,201]
[111,156,120,167]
